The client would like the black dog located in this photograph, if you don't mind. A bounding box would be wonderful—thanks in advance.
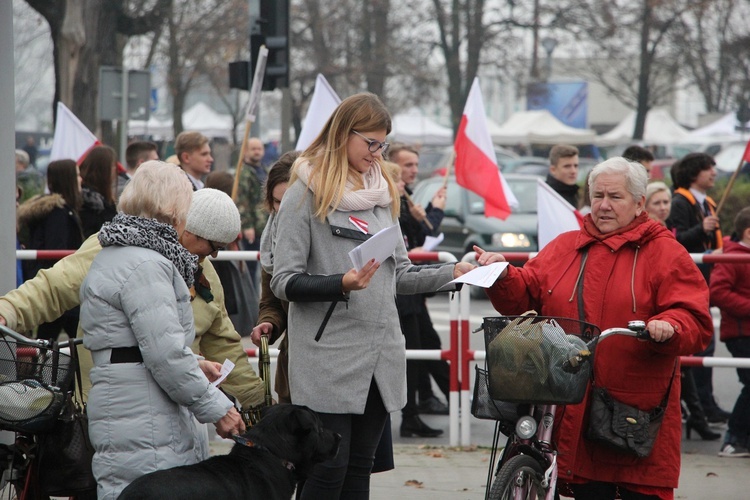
[118,404,341,500]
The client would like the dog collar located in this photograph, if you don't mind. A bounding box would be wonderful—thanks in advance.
[232,435,295,471]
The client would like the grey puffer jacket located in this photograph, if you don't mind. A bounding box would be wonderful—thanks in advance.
[270,181,456,414]
[79,245,233,500]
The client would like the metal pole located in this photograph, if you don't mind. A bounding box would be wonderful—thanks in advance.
[0,2,16,295]
[119,68,129,166]
[281,87,293,152]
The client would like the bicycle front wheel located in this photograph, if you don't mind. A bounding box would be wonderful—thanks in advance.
[488,454,546,500]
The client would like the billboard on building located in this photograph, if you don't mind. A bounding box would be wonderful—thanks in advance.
[527,81,588,129]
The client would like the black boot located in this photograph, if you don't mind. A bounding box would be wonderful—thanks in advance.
[685,417,721,440]
[400,415,443,438]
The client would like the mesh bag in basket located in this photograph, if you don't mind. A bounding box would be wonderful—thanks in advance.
[484,315,598,404]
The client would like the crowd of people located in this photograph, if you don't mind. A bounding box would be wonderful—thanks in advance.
[3,94,749,500]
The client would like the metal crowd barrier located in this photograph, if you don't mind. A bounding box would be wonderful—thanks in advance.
[15,248,750,446]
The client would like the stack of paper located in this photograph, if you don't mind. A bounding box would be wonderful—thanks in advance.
[348,225,402,271]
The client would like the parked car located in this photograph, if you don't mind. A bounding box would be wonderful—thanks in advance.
[500,156,549,176]
[411,174,539,260]
[420,146,520,180]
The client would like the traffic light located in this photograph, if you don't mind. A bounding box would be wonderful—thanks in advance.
[252,0,289,91]
[228,0,289,92]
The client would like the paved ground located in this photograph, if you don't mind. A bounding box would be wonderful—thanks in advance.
[211,433,749,499]
[233,295,749,498]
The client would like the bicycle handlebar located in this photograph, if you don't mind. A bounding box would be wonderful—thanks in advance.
[0,322,83,350]
[562,320,650,373]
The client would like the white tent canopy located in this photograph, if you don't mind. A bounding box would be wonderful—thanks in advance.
[597,108,690,146]
[390,111,453,146]
[491,110,597,145]
[129,102,234,140]
[686,112,750,143]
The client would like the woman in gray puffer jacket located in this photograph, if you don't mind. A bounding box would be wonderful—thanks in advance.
[79,162,244,500]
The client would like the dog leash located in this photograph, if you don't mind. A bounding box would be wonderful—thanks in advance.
[231,434,295,471]
[241,334,273,427]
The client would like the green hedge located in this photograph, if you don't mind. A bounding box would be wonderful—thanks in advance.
[710,176,750,237]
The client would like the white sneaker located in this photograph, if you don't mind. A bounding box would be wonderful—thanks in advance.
[718,443,750,457]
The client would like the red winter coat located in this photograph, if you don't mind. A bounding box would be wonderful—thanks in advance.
[486,212,713,491]
[710,238,750,342]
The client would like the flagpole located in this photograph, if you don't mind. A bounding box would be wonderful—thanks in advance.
[232,125,253,201]
[715,141,750,216]
[442,149,455,189]
[232,45,269,201]
[403,191,434,231]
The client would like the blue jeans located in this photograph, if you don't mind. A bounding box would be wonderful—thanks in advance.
[724,338,750,446]
[299,379,388,499]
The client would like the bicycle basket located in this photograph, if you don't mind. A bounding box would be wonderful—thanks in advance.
[483,315,599,404]
[471,365,523,435]
[0,379,66,433]
[0,337,75,391]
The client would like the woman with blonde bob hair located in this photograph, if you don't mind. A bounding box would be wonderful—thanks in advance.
[271,93,474,498]
[118,160,193,227]
[80,161,244,499]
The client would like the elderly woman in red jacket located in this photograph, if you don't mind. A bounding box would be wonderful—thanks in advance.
[477,157,713,500]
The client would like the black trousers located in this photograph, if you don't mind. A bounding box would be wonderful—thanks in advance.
[569,482,662,499]
[416,305,450,401]
[399,312,423,418]
[298,380,387,500]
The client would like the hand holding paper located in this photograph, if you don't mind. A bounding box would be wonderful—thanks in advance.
[211,359,236,388]
[348,225,401,271]
[444,261,509,288]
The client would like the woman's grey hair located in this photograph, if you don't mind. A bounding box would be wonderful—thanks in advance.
[588,157,648,201]
[645,181,671,205]
[118,160,193,228]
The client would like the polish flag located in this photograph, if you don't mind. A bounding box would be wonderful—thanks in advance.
[537,178,584,250]
[49,102,100,163]
[743,138,750,163]
[295,74,342,151]
[454,78,518,220]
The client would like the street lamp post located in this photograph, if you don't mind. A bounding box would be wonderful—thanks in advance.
[541,37,558,81]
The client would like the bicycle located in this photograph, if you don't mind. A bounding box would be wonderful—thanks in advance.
[0,323,82,500]
[471,315,649,500]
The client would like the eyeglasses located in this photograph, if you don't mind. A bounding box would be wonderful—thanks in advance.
[207,239,225,253]
[352,130,389,154]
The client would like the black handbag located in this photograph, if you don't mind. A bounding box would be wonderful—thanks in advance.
[583,328,676,458]
[585,378,672,458]
[37,344,97,496]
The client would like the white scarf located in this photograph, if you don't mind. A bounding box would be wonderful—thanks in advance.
[296,160,392,212]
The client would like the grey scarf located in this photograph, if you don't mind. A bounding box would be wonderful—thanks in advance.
[98,213,198,287]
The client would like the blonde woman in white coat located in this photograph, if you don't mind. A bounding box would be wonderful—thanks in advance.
[270,93,474,499]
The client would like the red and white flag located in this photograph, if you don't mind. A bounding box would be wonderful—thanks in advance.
[454,78,518,220]
[49,102,100,163]
[742,138,750,164]
[536,178,583,250]
[295,74,342,151]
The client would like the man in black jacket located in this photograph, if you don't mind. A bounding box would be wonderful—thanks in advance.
[390,144,450,438]
[546,144,580,208]
[668,152,729,423]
